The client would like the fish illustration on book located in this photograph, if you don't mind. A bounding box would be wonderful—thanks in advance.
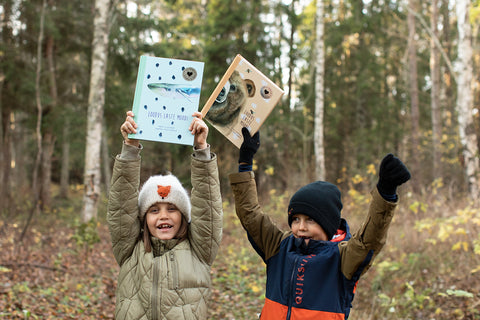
[147,83,200,102]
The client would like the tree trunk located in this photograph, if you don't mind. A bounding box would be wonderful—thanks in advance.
[456,0,480,201]
[41,132,55,209]
[282,0,296,188]
[20,0,46,242]
[102,120,111,195]
[0,0,13,215]
[407,0,421,192]
[430,0,442,180]
[314,0,325,181]
[41,34,58,209]
[82,0,112,223]
[60,116,70,198]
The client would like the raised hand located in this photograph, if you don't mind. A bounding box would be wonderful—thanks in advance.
[189,111,208,150]
[239,127,260,165]
[121,111,140,147]
[377,153,411,195]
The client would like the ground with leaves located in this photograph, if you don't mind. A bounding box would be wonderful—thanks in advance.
[1,184,480,319]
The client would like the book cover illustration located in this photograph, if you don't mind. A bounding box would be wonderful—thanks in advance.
[201,54,284,148]
[129,55,205,145]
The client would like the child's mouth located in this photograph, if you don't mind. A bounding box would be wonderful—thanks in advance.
[158,224,173,229]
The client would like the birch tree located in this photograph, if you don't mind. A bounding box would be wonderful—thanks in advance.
[314,0,325,180]
[82,0,113,222]
[456,0,479,201]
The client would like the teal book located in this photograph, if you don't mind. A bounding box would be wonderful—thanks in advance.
[129,55,205,145]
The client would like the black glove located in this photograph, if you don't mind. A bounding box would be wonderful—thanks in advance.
[239,127,260,165]
[377,153,411,195]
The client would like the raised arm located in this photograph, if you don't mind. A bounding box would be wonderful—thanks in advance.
[339,153,411,279]
[229,128,287,262]
[107,111,142,266]
[188,112,223,264]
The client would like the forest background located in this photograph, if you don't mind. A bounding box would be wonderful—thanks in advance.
[1,0,480,319]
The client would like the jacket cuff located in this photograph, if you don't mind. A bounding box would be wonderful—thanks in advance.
[229,171,255,184]
[371,187,398,209]
[193,144,211,161]
[119,142,142,160]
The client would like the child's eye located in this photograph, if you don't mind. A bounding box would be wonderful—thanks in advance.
[148,207,159,214]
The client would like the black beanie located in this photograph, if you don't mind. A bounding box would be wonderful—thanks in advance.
[287,181,342,240]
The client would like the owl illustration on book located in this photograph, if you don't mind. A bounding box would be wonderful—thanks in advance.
[206,70,251,126]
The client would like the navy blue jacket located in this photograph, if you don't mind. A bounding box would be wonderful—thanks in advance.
[229,171,398,319]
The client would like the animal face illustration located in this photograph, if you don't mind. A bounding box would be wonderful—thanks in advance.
[157,185,171,198]
[206,70,248,126]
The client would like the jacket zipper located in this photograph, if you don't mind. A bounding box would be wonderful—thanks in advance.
[151,256,160,320]
[286,255,299,320]
[169,251,178,289]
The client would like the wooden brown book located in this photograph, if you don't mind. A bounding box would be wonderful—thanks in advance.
[201,54,284,148]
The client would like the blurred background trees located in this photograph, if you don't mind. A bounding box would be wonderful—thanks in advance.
[1,0,480,220]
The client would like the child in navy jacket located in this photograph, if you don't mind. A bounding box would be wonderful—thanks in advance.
[228,128,410,319]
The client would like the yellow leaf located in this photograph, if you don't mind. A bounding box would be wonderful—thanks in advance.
[0,266,12,273]
[250,284,261,293]
[471,265,480,274]
[264,166,274,176]
[451,242,461,251]
[367,164,376,175]
[438,224,453,241]
[351,174,363,184]
[452,241,468,251]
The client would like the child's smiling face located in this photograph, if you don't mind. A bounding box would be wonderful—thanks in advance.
[146,202,182,240]
[290,213,328,244]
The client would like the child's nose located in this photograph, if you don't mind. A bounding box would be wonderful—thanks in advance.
[158,208,169,218]
[299,220,307,230]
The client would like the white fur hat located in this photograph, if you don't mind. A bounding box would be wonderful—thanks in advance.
[138,174,191,223]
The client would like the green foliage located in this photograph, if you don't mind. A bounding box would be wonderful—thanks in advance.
[71,219,101,253]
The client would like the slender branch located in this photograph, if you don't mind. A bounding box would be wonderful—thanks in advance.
[1,263,66,273]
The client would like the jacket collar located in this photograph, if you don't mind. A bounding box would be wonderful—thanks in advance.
[291,218,351,254]
[151,237,179,257]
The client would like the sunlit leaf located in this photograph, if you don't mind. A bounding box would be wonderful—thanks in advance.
[446,289,474,298]
[366,164,376,175]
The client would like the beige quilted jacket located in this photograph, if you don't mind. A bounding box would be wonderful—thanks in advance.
[107,145,223,320]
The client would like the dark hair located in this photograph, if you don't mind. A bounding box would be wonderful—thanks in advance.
[142,215,189,253]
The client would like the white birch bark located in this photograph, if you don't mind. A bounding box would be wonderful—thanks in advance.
[456,0,479,201]
[314,0,326,181]
[82,0,111,222]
